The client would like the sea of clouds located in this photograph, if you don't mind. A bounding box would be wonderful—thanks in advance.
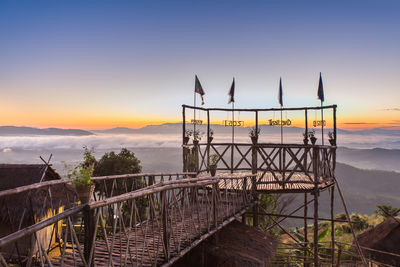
[0,132,399,152]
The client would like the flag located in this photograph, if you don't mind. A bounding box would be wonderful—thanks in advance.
[195,75,205,105]
[278,77,283,107]
[317,72,324,102]
[228,78,235,104]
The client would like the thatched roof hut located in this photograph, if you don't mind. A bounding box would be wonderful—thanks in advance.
[356,217,400,265]
[0,164,76,223]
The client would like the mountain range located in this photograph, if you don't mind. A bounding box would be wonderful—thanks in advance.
[0,126,93,136]
[1,123,400,137]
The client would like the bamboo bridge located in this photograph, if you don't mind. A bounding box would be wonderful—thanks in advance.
[0,105,376,266]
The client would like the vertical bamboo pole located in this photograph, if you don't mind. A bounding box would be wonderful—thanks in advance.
[83,207,95,265]
[231,102,234,173]
[304,193,308,267]
[161,191,169,259]
[207,110,210,169]
[255,111,258,137]
[313,146,319,267]
[331,185,335,265]
[313,190,319,267]
[183,106,187,172]
[280,108,283,144]
[321,102,324,145]
[305,108,308,140]
[252,109,259,227]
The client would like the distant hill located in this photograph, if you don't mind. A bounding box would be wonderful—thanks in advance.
[0,126,94,136]
[337,147,400,172]
[93,123,400,136]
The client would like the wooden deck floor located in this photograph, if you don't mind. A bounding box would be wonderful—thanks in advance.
[51,196,250,266]
[198,172,334,193]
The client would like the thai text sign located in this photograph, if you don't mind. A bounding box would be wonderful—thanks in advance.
[313,120,326,127]
[222,120,244,127]
[268,119,292,126]
[191,119,203,125]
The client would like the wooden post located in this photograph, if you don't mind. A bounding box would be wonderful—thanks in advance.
[207,110,210,169]
[255,111,258,138]
[83,206,95,265]
[331,185,335,265]
[161,191,169,259]
[333,105,337,145]
[183,106,187,172]
[194,142,199,173]
[212,183,218,228]
[313,146,319,267]
[305,108,308,138]
[252,134,258,227]
[304,193,308,267]
[313,190,319,267]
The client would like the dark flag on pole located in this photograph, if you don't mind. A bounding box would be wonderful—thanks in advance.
[278,77,283,107]
[317,72,324,102]
[228,78,235,104]
[195,75,205,105]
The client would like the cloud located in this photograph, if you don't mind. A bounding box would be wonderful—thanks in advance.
[380,108,400,112]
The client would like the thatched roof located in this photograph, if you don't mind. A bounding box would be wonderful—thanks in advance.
[0,164,76,223]
[174,220,278,267]
[356,217,400,265]
[0,164,60,190]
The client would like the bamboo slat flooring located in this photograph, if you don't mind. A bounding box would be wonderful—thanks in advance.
[198,172,334,193]
[51,196,247,266]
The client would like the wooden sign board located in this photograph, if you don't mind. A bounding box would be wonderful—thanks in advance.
[313,120,326,127]
[222,120,244,127]
[268,119,292,126]
[191,119,203,125]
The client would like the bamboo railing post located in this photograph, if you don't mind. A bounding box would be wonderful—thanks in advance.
[161,190,169,259]
[83,206,95,266]
[312,146,319,267]
[304,193,309,267]
[207,110,210,170]
[182,106,187,172]
[212,183,218,228]
[251,142,258,227]
[331,185,335,265]
[194,143,199,173]
[333,105,337,146]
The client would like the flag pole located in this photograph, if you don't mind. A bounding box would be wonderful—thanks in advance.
[321,100,324,145]
[280,106,283,144]
[232,102,235,144]
[194,86,196,134]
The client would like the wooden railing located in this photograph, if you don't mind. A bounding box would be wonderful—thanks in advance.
[184,142,336,185]
[0,173,256,266]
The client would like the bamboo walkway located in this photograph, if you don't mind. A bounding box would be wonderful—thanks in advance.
[51,196,250,266]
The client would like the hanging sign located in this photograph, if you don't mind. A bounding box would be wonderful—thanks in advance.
[268,119,292,126]
[222,120,244,127]
[191,119,203,125]
[313,120,326,127]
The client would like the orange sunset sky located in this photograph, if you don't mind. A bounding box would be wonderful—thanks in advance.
[1,1,399,131]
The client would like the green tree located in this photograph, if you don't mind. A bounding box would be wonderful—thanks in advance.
[374,204,400,218]
[85,148,147,223]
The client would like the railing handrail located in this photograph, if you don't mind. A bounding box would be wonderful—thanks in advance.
[0,172,197,198]
[89,175,255,209]
[92,172,196,181]
[190,142,335,149]
[0,174,255,251]
[0,204,86,248]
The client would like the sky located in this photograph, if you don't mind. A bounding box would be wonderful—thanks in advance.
[0,0,399,130]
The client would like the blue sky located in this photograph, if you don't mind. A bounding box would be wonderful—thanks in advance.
[1,0,399,128]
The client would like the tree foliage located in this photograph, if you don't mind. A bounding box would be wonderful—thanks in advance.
[93,148,141,176]
[374,204,400,218]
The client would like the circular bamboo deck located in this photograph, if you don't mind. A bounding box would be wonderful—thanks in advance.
[198,172,334,193]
